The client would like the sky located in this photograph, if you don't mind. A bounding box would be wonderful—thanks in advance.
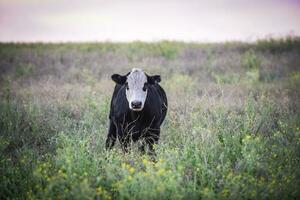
[0,0,300,42]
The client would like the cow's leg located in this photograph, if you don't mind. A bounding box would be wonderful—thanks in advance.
[121,137,130,153]
[121,129,132,153]
[105,120,117,150]
[145,127,160,157]
[114,123,130,153]
[138,139,147,154]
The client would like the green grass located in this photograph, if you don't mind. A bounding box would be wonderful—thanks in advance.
[0,38,300,199]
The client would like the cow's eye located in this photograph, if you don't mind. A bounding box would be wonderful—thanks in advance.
[125,83,129,90]
[143,83,148,91]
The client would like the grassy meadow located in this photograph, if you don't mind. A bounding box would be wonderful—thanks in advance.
[0,38,300,199]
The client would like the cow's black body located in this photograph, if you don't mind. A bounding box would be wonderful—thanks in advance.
[106,81,167,153]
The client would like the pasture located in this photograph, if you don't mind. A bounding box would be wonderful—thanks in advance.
[0,38,300,199]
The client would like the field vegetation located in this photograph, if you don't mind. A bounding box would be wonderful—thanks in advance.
[0,37,300,199]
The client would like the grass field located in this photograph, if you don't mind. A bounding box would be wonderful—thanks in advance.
[0,38,300,199]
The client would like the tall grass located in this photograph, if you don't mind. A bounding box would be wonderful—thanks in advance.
[0,38,300,199]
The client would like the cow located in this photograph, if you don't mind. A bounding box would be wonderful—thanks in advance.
[105,68,168,155]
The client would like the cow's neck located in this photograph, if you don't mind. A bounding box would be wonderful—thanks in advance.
[130,110,142,121]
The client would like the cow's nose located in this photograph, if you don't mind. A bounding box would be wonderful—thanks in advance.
[131,101,142,109]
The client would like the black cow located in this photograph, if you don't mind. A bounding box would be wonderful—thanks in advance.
[105,68,168,155]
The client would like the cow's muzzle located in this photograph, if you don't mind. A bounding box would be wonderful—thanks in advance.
[131,101,142,110]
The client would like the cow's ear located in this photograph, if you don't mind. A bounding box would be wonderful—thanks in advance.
[147,74,161,84]
[111,74,127,84]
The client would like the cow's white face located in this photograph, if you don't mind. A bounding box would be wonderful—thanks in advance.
[111,68,161,112]
[125,68,148,111]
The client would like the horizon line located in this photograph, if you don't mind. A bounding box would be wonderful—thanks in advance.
[1,35,299,44]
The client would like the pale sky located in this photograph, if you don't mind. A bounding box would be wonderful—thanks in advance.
[0,0,300,42]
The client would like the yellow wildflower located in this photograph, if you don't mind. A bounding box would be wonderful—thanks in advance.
[245,135,252,140]
[129,167,135,174]
[142,158,148,165]
[127,175,133,181]
[96,187,103,195]
[157,168,166,176]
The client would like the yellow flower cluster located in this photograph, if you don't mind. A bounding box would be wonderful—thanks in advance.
[95,186,112,200]
[142,158,150,166]
[121,163,136,174]
[156,168,166,176]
